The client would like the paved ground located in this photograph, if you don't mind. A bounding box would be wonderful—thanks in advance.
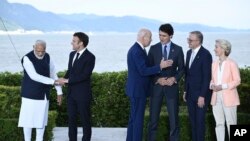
[52,127,127,141]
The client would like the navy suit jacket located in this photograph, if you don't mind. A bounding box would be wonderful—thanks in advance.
[126,42,161,98]
[148,42,184,84]
[64,49,95,101]
[185,46,212,102]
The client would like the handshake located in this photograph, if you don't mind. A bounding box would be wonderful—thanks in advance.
[160,58,173,69]
[54,78,68,86]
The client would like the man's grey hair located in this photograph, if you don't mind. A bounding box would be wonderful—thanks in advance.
[34,40,46,48]
[190,31,203,44]
[137,28,151,40]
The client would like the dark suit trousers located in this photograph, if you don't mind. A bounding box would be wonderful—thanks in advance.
[67,94,91,141]
[126,97,147,141]
[187,96,208,141]
[148,86,180,141]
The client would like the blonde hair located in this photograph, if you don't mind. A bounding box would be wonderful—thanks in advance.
[216,39,231,56]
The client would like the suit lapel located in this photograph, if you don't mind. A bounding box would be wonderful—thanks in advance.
[69,51,76,70]
[168,44,175,60]
[72,49,88,69]
[136,43,147,57]
[78,49,88,60]
[189,46,203,69]
[187,50,191,69]
[155,43,162,63]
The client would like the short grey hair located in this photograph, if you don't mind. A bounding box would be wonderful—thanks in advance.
[190,31,203,44]
[216,39,231,56]
[137,28,151,40]
[34,40,46,48]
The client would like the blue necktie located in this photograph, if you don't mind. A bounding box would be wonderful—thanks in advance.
[163,45,168,60]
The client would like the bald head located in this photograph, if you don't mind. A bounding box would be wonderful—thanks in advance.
[137,28,152,47]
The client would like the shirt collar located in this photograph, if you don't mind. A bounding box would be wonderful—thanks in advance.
[192,45,201,53]
[137,41,145,50]
[77,48,87,57]
[162,41,171,48]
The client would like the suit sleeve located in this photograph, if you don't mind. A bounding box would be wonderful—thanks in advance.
[174,47,185,82]
[133,49,160,76]
[148,47,160,83]
[184,52,189,92]
[200,51,212,97]
[64,52,73,79]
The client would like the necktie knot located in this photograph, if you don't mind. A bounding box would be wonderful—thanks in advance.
[164,45,167,50]
[76,53,80,60]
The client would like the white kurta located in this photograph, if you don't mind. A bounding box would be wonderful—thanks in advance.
[18,96,49,128]
[18,55,62,128]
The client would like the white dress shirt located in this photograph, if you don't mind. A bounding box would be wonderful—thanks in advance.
[189,46,201,68]
[72,48,86,66]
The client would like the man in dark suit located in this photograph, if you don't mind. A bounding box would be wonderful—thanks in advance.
[59,32,95,141]
[183,31,212,141]
[126,28,171,141]
[147,23,184,141]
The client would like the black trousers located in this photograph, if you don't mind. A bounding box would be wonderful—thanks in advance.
[67,95,91,141]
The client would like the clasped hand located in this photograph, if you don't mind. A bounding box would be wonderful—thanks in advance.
[155,77,176,86]
[210,84,222,92]
[54,78,68,86]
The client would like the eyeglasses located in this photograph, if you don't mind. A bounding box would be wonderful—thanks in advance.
[187,38,198,42]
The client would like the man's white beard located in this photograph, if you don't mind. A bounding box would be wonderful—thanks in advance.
[34,52,44,59]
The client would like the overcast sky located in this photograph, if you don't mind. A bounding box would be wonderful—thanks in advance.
[7,0,250,29]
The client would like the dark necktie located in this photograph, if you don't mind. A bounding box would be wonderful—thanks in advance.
[143,48,147,55]
[73,53,80,66]
[163,45,168,60]
[189,51,195,68]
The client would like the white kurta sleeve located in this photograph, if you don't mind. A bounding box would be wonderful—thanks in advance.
[23,56,55,85]
[49,58,63,95]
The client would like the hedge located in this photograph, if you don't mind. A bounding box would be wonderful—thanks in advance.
[0,69,250,127]
[0,69,249,140]
[0,72,22,86]
[0,111,57,141]
[143,112,250,141]
[0,67,249,87]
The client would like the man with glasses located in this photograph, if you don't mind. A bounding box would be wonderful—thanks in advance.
[183,31,212,141]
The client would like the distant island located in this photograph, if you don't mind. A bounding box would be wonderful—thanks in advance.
[1,0,249,32]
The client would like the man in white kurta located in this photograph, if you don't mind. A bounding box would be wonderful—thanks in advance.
[18,40,63,141]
